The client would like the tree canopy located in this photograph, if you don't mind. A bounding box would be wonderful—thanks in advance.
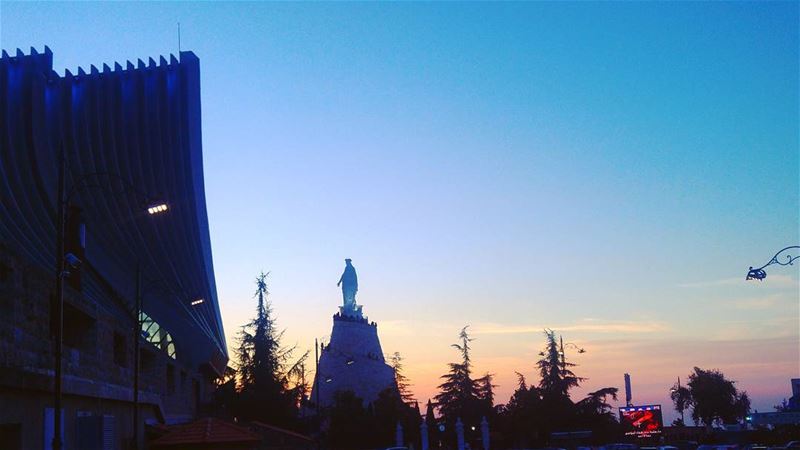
[435,326,492,427]
[671,367,751,427]
[391,351,416,404]
[212,272,308,429]
[495,330,619,447]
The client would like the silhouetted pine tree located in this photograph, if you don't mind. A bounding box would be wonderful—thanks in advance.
[233,272,308,428]
[435,326,487,427]
[476,372,497,412]
[537,329,583,398]
[206,366,238,419]
[390,351,416,404]
[497,329,620,445]
[499,372,545,448]
[575,387,618,423]
[327,391,378,449]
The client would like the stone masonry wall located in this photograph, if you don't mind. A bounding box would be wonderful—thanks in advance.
[0,243,202,449]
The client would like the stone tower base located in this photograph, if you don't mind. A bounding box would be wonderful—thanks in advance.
[311,313,396,409]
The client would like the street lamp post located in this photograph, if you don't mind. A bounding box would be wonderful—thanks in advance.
[52,149,168,450]
[558,336,585,371]
[52,146,66,450]
[132,265,141,450]
[312,338,340,449]
[670,377,685,424]
[746,246,799,281]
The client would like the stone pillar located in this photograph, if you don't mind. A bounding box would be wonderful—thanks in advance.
[481,416,490,450]
[420,420,429,450]
[396,421,404,447]
[456,417,465,450]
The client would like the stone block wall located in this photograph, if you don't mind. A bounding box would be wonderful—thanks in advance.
[0,244,204,449]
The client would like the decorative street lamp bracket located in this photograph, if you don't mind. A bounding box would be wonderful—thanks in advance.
[746,246,800,281]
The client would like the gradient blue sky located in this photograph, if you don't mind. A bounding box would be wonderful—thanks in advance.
[2,1,798,423]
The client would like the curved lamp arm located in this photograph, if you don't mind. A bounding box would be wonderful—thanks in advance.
[563,342,586,353]
[746,246,800,281]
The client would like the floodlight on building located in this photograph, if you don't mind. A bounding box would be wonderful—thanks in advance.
[147,203,169,215]
[190,298,204,306]
[325,377,333,383]
[346,358,355,365]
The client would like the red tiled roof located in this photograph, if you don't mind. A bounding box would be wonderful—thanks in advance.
[248,421,314,442]
[151,418,261,447]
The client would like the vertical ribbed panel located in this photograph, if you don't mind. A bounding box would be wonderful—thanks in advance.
[0,47,228,373]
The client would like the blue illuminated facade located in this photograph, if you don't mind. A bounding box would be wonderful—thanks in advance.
[0,46,226,449]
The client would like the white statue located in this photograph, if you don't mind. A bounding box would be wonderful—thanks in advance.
[337,258,361,317]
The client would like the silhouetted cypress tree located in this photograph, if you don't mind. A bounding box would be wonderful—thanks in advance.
[425,399,436,427]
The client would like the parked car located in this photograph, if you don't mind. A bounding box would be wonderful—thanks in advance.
[743,444,768,450]
[697,445,738,450]
[601,444,638,450]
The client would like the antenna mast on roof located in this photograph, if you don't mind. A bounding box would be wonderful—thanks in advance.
[177,22,181,53]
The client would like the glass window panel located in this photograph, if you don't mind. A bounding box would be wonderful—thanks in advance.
[138,311,176,359]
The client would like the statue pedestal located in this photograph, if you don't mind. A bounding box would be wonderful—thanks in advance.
[310,313,395,410]
[339,304,363,319]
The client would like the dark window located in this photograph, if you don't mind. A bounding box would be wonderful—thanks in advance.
[140,348,156,374]
[63,303,95,349]
[180,370,187,392]
[193,379,200,406]
[0,262,12,283]
[167,365,176,395]
[113,332,127,367]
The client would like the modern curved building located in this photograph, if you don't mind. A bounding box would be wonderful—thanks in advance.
[0,46,226,449]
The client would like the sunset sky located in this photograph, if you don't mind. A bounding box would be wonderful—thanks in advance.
[3,1,798,424]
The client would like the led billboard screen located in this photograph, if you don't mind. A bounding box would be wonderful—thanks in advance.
[619,404,663,438]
